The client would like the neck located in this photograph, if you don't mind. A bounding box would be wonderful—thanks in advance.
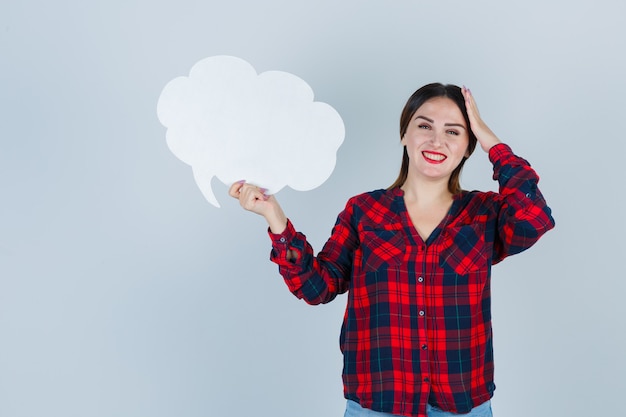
[401,176,452,206]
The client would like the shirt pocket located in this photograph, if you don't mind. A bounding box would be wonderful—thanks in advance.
[360,227,405,272]
[439,223,488,276]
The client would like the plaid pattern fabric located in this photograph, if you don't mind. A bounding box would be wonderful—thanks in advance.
[269,144,555,417]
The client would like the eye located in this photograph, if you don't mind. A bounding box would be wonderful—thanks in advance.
[446,130,459,136]
[418,124,431,130]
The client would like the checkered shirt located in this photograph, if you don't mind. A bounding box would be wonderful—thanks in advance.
[268,143,555,416]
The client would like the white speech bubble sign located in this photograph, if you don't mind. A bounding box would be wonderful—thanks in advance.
[157,55,345,207]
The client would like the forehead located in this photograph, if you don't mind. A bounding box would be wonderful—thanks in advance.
[414,97,464,122]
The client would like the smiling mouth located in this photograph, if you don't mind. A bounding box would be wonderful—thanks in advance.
[422,151,447,163]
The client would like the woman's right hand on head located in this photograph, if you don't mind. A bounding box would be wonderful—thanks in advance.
[228,181,288,234]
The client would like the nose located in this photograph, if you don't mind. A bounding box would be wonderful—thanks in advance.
[430,129,443,147]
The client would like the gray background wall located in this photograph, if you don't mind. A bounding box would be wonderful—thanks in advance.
[1,1,624,416]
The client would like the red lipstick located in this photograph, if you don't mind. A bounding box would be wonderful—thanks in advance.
[422,151,447,164]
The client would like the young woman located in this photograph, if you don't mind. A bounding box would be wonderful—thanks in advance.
[229,83,555,417]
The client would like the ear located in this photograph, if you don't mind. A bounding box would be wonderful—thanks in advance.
[401,134,406,146]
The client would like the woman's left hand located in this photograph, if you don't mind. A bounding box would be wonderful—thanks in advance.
[462,86,502,153]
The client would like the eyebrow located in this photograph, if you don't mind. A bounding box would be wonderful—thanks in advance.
[415,115,466,130]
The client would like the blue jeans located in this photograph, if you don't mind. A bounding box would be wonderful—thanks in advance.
[344,399,493,417]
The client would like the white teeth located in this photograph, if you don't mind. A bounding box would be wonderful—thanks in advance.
[423,152,446,161]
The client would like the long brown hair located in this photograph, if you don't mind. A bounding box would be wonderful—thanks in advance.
[388,83,477,194]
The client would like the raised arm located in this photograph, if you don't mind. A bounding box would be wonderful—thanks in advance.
[229,181,356,303]
[461,87,555,261]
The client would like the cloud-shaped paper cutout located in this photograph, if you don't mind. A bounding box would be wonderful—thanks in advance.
[157,55,345,207]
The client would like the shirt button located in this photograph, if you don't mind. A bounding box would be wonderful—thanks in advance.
[423,377,430,383]
[419,310,425,317]
[418,276,424,283]
[525,192,532,198]
[279,237,286,243]
[421,344,428,350]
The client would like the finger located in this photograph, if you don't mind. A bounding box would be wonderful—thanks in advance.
[228,180,246,198]
[238,183,262,200]
[462,85,470,100]
[240,188,268,211]
[463,87,476,110]
[463,88,482,125]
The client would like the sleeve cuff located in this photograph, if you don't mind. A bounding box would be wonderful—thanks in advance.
[488,142,513,164]
[268,219,297,247]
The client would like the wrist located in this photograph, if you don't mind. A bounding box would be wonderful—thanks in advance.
[482,138,501,153]
[266,209,288,234]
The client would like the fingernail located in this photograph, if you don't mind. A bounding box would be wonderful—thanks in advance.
[236,179,245,184]
[259,188,268,194]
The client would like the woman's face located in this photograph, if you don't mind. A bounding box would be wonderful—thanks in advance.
[401,96,470,183]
